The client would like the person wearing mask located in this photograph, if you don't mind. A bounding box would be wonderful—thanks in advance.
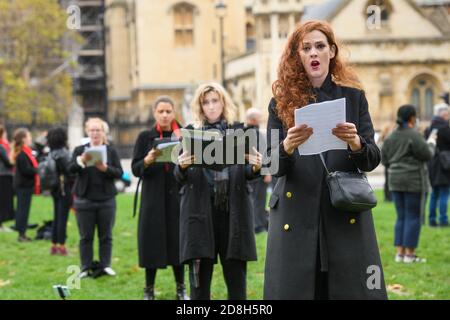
[132,96,188,300]
[264,20,387,299]
[0,125,14,232]
[382,105,435,263]
[47,127,73,255]
[175,83,262,300]
[69,118,123,278]
[10,128,40,242]
[425,104,450,227]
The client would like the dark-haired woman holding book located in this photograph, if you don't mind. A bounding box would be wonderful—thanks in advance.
[132,96,188,300]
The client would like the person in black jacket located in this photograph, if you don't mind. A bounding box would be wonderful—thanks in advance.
[132,96,188,300]
[175,83,262,300]
[264,20,387,299]
[10,128,39,242]
[425,104,450,227]
[47,128,74,255]
[245,108,270,233]
[0,125,14,232]
[69,118,123,278]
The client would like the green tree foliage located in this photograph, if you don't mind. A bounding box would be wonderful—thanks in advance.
[0,0,79,125]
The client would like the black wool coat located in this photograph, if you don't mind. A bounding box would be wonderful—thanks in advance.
[132,126,182,268]
[14,152,37,189]
[173,123,259,264]
[264,74,388,300]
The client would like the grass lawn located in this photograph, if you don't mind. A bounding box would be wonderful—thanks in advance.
[0,191,449,300]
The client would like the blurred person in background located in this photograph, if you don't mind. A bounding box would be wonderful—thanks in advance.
[424,103,450,227]
[0,125,14,232]
[377,122,396,202]
[10,128,40,242]
[382,105,435,263]
[246,107,270,233]
[69,118,123,278]
[47,127,74,255]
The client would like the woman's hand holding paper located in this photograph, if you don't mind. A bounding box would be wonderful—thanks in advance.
[283,125,314,155]
[332,122,362,151]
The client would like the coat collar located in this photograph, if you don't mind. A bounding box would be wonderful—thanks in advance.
[148,121,182,138]
[313,72,333,94]
[312,73,337,103]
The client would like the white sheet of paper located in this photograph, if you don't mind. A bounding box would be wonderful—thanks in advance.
[294,98,347,155]
[85,145,107,167]
[155,141,180,163]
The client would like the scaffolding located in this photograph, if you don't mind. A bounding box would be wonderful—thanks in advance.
[62,0,108,120]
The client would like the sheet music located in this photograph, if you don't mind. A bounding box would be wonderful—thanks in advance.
[294,98,347,155]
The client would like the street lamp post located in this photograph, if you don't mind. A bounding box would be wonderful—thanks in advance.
[215,0,227,87]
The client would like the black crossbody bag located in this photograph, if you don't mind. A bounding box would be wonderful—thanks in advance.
[319,153,377,213]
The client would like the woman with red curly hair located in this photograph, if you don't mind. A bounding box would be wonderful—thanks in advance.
[264,20,387,300]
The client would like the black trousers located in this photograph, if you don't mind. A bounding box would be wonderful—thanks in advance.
[15,187,33,235]
[189,201,247,300]
[51,184,72,245]
[74,197,116,270]
[145,266,185,287]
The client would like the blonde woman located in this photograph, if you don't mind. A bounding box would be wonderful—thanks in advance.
[69,118,123,278]
[174,83,262,300]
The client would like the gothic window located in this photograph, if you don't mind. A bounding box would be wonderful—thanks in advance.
[409,76,440,120]
[173,3,195,47]
[262,16,271,39]
[246,22,256,51]
[279,14,289,38]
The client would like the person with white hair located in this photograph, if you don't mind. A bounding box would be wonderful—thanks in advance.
[69,118,124,278]
[425,103,450,227]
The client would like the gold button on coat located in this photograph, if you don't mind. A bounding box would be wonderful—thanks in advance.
[286,192,292,198]
[284,224,290,231]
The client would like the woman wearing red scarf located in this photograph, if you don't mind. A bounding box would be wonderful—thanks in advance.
[0,125,14,232]
[131,96,187,300]
[10,128,40,242]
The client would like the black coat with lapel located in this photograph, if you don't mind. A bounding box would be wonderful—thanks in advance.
[264,74,388,300]
[173,123,259,264]
[132,126,182,268]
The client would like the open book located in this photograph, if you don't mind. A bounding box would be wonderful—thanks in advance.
[180,128,258,169]
[153,138,181,163]
[84,145,107,167]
